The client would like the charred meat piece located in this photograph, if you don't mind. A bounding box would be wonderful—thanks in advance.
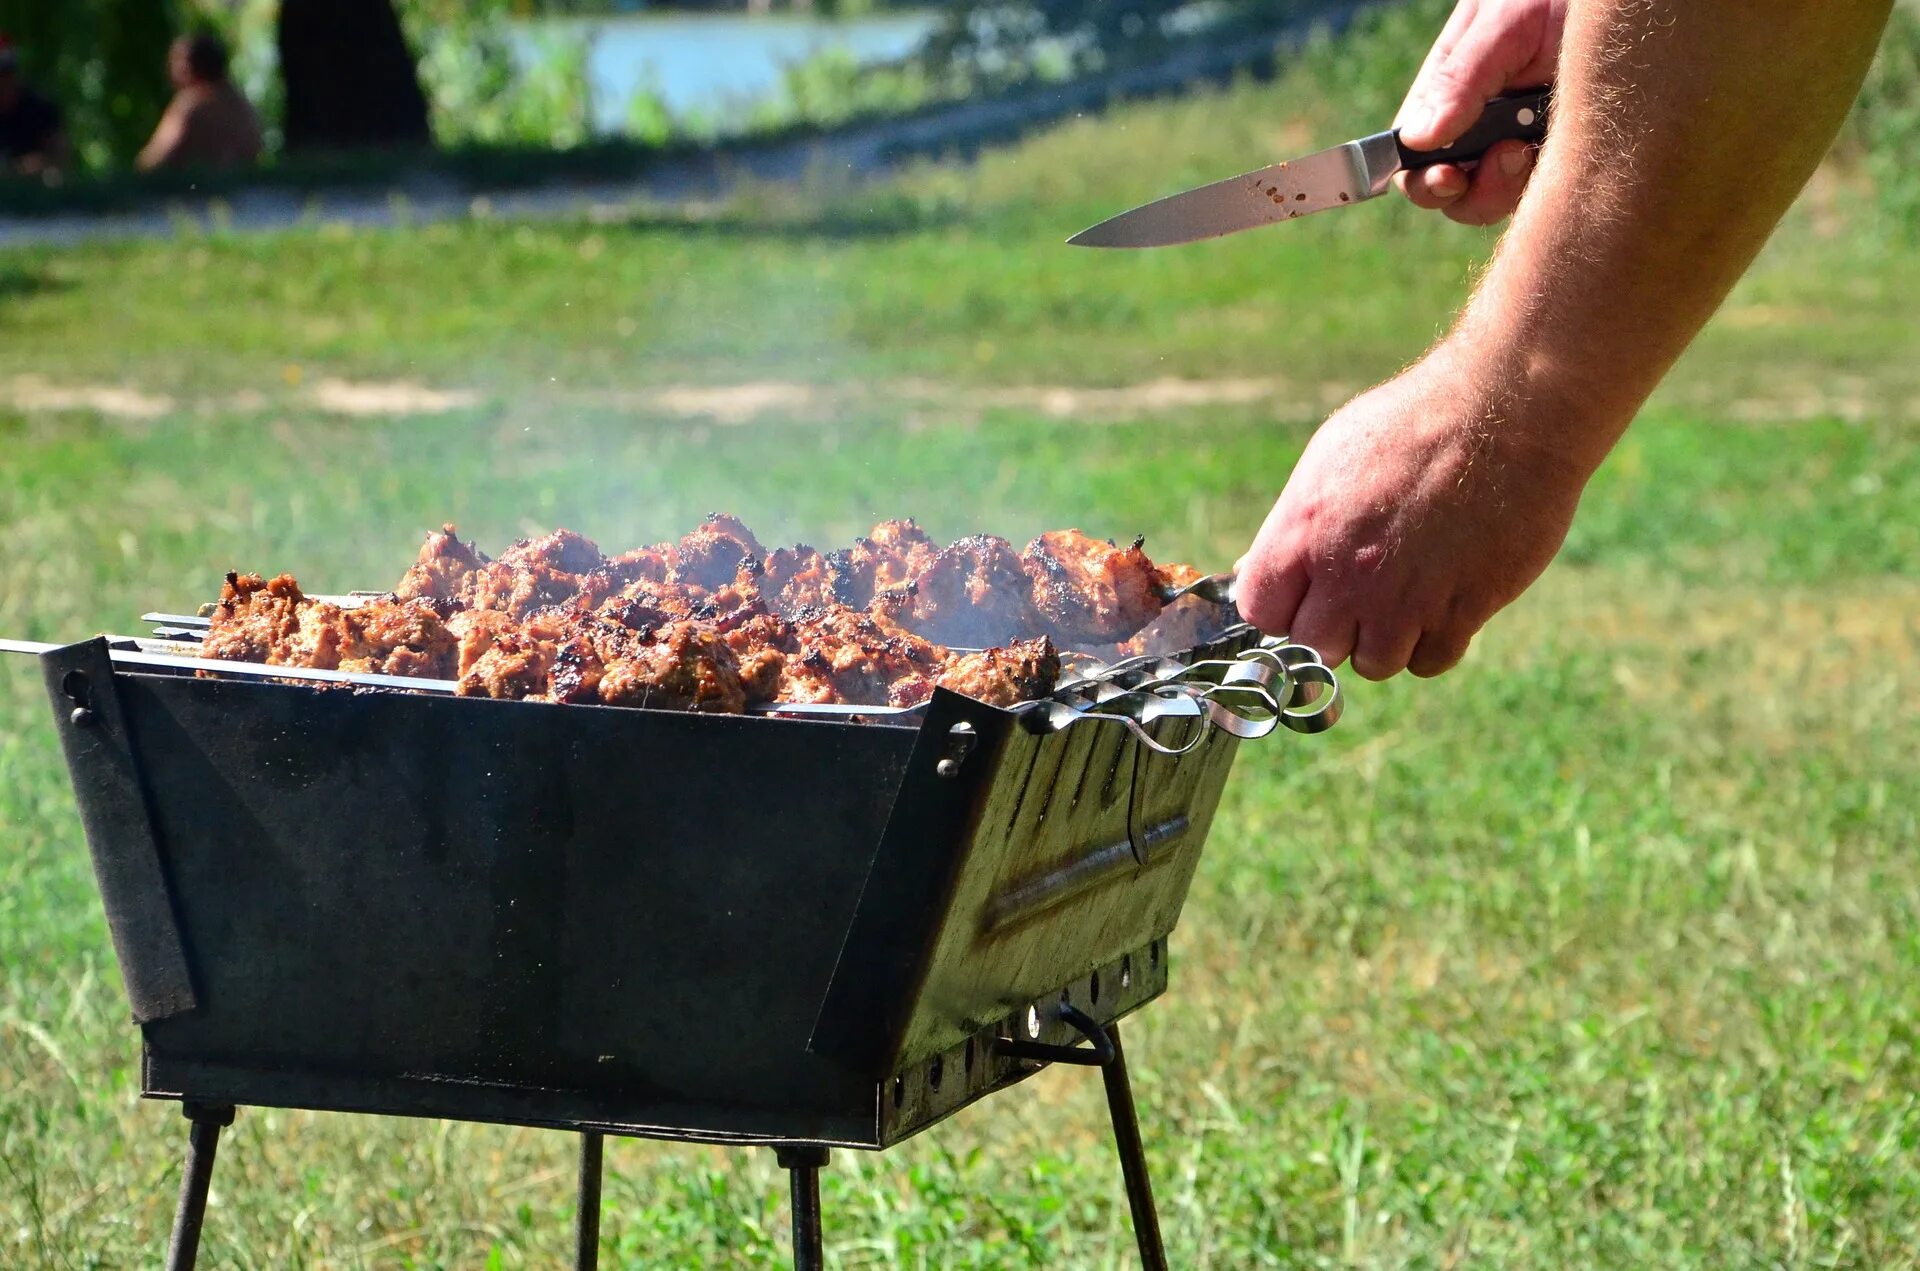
[673,514,766,590]
[204,572,455,679]
[457,635,554,701]
[606,542,676,586]
[763,544,840,615]
[717,611,797,704]
[936,637,1060,708]
[340,596,458,678]
[1120,562,1229,658]
[497,528,606,577]
[201,572,313,665]
[394,523,489,604]
[780,603,947,706]
[459,560,589,620]
[822,519,939,609]
[883,534,1044,649]
[596,621,747,713]
[1023,529,1166,645]
[446,607,519,677]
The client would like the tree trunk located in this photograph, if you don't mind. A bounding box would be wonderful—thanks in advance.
[277,0,431,154]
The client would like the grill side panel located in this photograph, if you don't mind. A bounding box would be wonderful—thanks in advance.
[95,669,921,1143]
[813,691,1242,1080]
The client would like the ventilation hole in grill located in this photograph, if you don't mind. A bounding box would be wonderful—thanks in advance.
[964,1037,977,1073]
[1059,987,1071,1006]
[1026,1004,1041,1039]
[1089,970,1102,1005]
[1149,940,1161,969]
[1121,955,1133,989]
[929,1056,944,1092]
[893,1074,905,1106]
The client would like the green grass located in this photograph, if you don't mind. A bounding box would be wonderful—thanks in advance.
[4,7,1920,1267]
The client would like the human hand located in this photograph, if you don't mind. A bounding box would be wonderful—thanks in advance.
[1234,351,1595,679]
[1395,0,1567,225]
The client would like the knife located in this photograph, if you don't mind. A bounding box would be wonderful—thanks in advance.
[1067,86,1551,248]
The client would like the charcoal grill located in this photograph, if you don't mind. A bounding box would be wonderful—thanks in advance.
[2,604,1339,1270]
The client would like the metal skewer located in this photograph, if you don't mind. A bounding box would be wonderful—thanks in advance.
[1155,572,1235,606]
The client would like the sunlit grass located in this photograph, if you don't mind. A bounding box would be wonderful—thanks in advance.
[3,6,1919,1266]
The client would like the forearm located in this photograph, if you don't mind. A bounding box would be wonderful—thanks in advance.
[1450,0,1892,470]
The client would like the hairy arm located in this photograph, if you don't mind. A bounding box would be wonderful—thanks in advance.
[1237,0,1895,678]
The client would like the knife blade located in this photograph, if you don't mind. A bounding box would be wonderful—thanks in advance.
[1068,86,1551,249]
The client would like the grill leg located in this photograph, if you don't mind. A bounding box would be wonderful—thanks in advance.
[1099,1025,1168,1271]
[165,1103,235,1271]
[774,1144,829,1270]
[575,1131,604,1271]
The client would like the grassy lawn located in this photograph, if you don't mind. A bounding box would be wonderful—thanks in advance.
[4,11,1920,1269]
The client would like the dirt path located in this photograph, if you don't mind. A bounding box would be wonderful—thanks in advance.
[0,373,1343,423]
[7,370,1917,425]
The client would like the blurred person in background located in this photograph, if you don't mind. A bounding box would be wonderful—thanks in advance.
[0,34,69,179]
[1235,0,1895,680]
[137,33,262,173]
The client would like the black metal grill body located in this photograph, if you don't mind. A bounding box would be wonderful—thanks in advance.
[38,634,1244,1150]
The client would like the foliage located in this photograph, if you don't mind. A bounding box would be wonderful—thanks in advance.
[745,46,944,131]
[1846,3,1920,235]
[923,0,1315,83]
[0,0,180,168]
[414,16,596,148]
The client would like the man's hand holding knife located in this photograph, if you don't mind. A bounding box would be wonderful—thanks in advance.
[1076,0,1893,679]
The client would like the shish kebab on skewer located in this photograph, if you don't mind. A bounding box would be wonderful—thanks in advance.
[195,517,1237,714]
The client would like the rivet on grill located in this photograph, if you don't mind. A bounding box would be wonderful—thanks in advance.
[62,670,94,727]
[935,721,977,779]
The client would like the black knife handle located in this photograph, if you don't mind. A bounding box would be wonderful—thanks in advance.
[1396,86,1552,170]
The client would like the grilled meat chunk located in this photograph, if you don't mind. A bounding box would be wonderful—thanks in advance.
[460,559,588,620]
[202,572,312,665]
[1119,562,1228,658]
[1023,529,1166,645]
[878,534,1043,649]
[205,571,455,678]
[343,596,458,678]
[936,637,1060,708]
[498,528,606,577]
[821,519,938,609]
[673,513,766,590]
[457,635,554,701]
[597,621,747,713]
[762,544,840,614]
[779,604,947,707]
[394,524,488,604]
[607,543,675,586]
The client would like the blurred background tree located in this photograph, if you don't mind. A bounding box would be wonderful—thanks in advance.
[278,0,431,152]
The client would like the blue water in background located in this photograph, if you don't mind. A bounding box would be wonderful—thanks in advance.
[516,11,942,133]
